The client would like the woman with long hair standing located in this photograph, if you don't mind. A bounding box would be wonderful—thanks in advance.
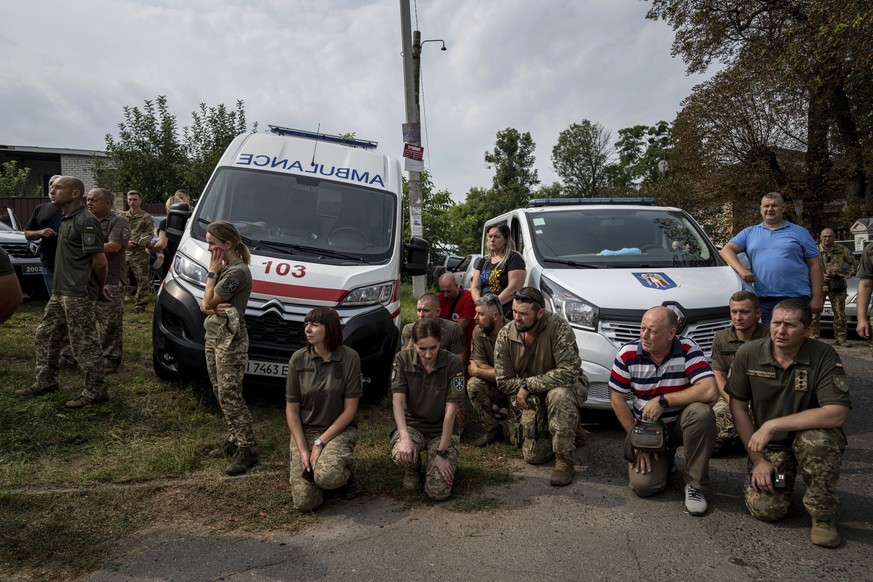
[391,318,465,500]
[285,307,362,511]
[200,220,258,476]
[470,223,526,318]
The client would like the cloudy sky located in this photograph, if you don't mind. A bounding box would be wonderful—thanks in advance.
[1,0,713,200]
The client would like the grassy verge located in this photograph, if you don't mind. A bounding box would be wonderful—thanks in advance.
[0,286,517,580]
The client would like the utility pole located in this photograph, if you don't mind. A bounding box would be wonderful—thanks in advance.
[400,0,426,297]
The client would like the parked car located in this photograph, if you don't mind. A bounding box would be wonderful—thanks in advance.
[0,207,44,297]
[429,254,463,287]
[452,253,481,289]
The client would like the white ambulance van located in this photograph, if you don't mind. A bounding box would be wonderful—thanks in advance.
[152,126,428,396]
[483,198,743,409]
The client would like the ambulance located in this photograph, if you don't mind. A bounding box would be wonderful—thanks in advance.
[152,126,428,395]
[482,198,743,409]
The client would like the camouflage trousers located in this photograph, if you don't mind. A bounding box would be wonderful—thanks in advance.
[713,397,738,445]
[289,426,358,512]
[390,427,460,501]
[812,289,847,341]
[205,327,257,451]
[126,250,151,308]
[511,385,582,465]
[744,428,847,522]
[468,377,509,433]
[96,281,125,367]
[34,294,106,400]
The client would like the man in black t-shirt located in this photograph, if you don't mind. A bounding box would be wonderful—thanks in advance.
[24,174,63,295]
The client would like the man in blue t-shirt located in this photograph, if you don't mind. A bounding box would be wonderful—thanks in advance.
[719,192,823,322]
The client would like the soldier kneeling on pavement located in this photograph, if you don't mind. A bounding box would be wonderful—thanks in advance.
[727,298,851,548]
[494,287,588,487]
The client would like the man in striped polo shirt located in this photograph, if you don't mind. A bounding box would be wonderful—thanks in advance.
[609,306,718,515]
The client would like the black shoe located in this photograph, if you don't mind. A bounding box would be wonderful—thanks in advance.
[474,428,503,447]
[225,447,258,476]
[340,474,361,500]
[209,441,238,459]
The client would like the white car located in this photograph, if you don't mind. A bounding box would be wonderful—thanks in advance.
[452,253,481,289]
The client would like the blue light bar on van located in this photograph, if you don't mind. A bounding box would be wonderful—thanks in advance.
[268,125,378,150]
[528,197,656,207]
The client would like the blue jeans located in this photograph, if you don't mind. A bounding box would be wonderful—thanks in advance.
[42,265,54,296]
[759,296,810,323]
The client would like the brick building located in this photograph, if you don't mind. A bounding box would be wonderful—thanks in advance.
[0,144,107,195]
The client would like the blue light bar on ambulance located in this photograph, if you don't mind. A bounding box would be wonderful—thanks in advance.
[528,197,656,207]
[268,125,378,150]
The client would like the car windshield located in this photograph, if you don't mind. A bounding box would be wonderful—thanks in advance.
[191,167,397,264]
[527,207,720,268]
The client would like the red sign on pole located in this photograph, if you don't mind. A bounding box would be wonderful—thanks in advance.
[403,143,424,161]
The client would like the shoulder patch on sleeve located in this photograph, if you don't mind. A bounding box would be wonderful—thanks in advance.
[121,227,130,240]
[833,375,849,393]
[222,277,240,293]
[452,374,465,392]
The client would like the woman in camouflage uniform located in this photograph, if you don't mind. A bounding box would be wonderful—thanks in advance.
[286,307,362,511]
[200,221,257,476]
[390,319,466,500]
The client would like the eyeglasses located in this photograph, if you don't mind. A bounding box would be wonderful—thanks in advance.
[514,291,543,308]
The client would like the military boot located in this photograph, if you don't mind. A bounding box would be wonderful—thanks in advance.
[209,441,238,459]
[225,447,258,476]
[474,428,503,448]
[402,466,421,490]
[550,457,575,487]
[811,519,841,548]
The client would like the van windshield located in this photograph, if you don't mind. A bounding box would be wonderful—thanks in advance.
[192,167,396,264]
[527,208,720,268]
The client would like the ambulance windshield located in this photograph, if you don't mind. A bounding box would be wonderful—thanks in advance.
[192,167,396,264]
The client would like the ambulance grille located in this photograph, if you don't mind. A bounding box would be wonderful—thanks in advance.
[244,313,306,358]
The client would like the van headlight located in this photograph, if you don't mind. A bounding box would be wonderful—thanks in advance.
[340,281,395,307]
[174,253,208,286]
[540,275,599,331]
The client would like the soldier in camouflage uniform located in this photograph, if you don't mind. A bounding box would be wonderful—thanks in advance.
[200,221,257,476]
[710,291,767,454]
[494,287,588,487]
[728,299,851,548]
[391,319,465,501]
[468,294,510,447]
[856,242,873,347]
[86,188,130,372]
[121,190,154,313]
[15,176,110,408]
[286,307,362,511]
[811,229,858,345]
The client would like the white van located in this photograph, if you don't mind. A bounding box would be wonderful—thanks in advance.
[152,126,428,395]
[483,198,742,409]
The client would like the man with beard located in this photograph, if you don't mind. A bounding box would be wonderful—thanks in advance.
[467,293,509,447]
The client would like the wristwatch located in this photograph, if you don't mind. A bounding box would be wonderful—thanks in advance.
[658,394,669,408]
[434,448,450,459]
[207,272,217,279]
[313,438,325,448]
[520,379,528,392]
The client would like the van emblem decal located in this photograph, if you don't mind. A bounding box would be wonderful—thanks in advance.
[632,272,677,290]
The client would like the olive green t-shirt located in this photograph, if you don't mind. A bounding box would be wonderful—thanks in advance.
[471,324,497,365]
[286,344,362,430]
[710,322,767,373]
[726,337,851,448]
[400,318,467,356]
[203,258,252,339]
[54,206,105,299]
[99,211,130,285]
[391,349,465,439]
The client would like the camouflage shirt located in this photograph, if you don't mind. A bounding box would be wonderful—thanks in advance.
[494,311,584,396]
[121,209,153,255]
[818,243,858,279]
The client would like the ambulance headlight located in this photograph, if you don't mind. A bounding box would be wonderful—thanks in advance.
[540,275,599,331]
[174,253,208,287]
[340,281,395,306]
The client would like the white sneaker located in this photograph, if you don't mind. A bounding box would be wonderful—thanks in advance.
[684,484,707,516]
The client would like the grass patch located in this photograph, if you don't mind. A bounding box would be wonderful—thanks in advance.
[0,290,519,580]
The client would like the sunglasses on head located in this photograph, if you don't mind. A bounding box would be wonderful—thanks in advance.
[514,291,542,308]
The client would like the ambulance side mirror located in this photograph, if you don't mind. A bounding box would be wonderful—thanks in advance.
[166,203,191,243]
[403,236,429,276]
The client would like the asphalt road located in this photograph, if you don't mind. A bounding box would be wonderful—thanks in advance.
[88,342,873,582]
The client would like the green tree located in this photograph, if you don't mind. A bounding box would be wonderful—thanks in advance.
[402,171,457,257]
[447,187,495,255]
[485,128,539,210]
[551,120,613,197]
[183,100,256,194]
[0,161,34,197]
[607,121,672,190]
[646,0,873,222]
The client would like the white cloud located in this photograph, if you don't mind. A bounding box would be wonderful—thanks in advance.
[0,0,711,201]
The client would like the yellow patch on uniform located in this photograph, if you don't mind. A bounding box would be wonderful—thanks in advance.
[833,375,849,393]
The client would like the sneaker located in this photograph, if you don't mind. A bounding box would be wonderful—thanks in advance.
[208,441,238,459]
[340,474,361,500]
[684,484,708,516]
[810,519,841,548]
[152,254,164,270]
[474,428,503,448]
[402,467,421,491]
[550,457,575,487]
[14,384,59,397]
[65,395,109,409]
[225,447,258,476]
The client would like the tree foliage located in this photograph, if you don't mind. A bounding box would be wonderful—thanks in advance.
[607,121,672,190]
[551,120,613,197]
[93,96,256,202]
[402,171,457,257]
[485,128,539,210]
[0,161,35,197]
